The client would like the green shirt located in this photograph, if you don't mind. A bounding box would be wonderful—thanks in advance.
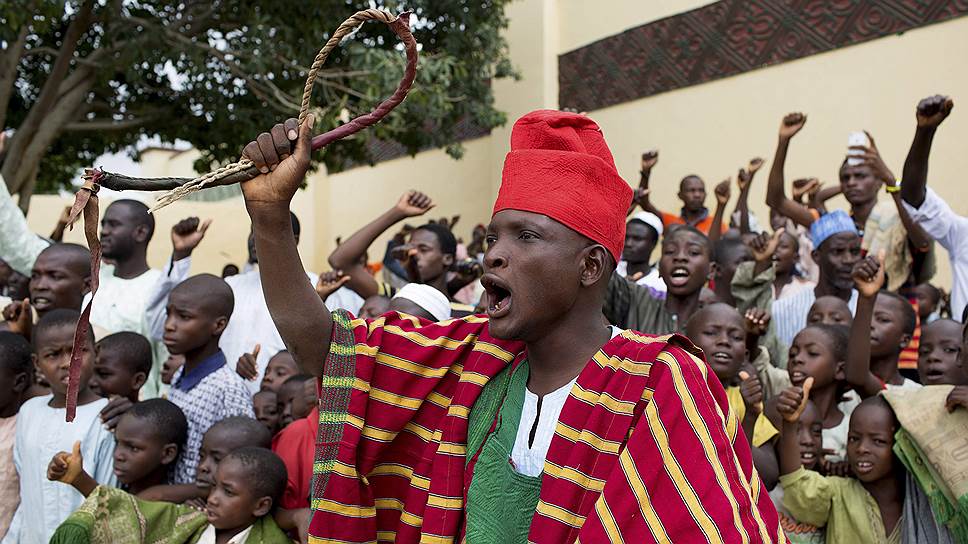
[465,362,543,543]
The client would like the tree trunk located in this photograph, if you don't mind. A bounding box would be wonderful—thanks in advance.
[0,25,28,130]
[16,162,38,214]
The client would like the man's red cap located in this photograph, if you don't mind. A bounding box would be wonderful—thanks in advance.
[492,110,632,262]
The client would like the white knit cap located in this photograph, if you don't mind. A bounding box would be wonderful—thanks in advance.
[393,283,451,322]
[629,211,664,237]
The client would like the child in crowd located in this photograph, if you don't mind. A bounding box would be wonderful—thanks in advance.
[48,445,290,543]
[5,310,116,544]
[768,384,825,543]
[777,392,904,543]
[806,296,852,327]
[253,390,280,435]
[918,319,967,385]
[0,332,32,539]
[138,415,272,507]
[605,225,712,333]
[685,303,779,484]
[277,375,314,429]
[710,238,752,307]
[846,253,920,399]
[260,350,299,393]
[47,398,188,497]
[753,322,853,462]
[162,274,254,484]
[912,282,942,323]
[90,331,153,431]
[90,332,152,402]
[160,353,183,386]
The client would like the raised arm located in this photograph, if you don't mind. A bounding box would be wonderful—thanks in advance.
[774,380,813,477]
[708,178,730,243]
[766,113,816,227]
[810,182,841,216]
[633,150,663,218]
[328,190,434,298]
[850,131,932,252]
[734,158,763,234]
[901,95,953,208]
[241,116,331,378]
[845,253,887,398]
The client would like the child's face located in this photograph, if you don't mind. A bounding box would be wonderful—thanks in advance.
[206,457,270,531]
[163,290,223,355]
[773,234,799,275]
[847,403,896,483]
[713,246,753,293]
[807,297,851,327]
[253,391,279,435]
[687,306,747,383]
[659,231,711,298]
[788,328,842,389]
[919,320,966,386]
[796,401,823,471]
[869,295,911,358]
[260,352,298,393]
[34,324,94,398]
[913,284,938,319]
[277,380,310,428]
[89,345,144,399]
[196,426,237,494]
[113,414,175,486]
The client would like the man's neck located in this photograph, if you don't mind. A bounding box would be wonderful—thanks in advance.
[0,399,17,418]
[814,281,852,301]
[525,308,612,397]
[664,290,701,325]
[871,353,904,386]
[851,198,877,228]
[426,275,451,301]
[680,207,706,224]
[112,251,151,280]
[183,342,221,373]
[624,260,652,277]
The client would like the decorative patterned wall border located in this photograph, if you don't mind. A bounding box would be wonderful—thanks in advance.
[559,0,968,112]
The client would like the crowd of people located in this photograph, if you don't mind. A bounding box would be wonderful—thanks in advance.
[0,94,965,543]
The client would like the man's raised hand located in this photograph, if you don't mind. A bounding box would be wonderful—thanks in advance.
[852,251,885,299]
[750,228,784,264]
[395,190,435,218]
[714,178,731,206]
[791,178,820,202]
[2,299,32,339]
[171,217,212,261]
[779,112,807,141]
[315,270,351,302]
[916,95,954,129]
[240,115,314,206]
[848,131,896,187]
[776,379,814,423]
[641,150,659,172]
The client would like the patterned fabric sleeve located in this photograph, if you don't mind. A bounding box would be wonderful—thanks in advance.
[309,310,513,539]
[578,343,785,542]
[779,467,834,529]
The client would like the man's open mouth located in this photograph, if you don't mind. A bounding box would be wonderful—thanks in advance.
[668,267,690,287]
[481,274,512,319]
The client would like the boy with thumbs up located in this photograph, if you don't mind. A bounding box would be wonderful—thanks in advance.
[4,310,116,544]
[845,251,920,399]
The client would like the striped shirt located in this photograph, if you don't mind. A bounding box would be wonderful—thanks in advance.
[773,288,858,346]
[308,310,784,542]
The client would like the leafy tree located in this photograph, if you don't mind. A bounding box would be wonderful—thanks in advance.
[0,0,514,210]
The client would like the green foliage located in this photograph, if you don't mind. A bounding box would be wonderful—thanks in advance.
[1,0,514,194]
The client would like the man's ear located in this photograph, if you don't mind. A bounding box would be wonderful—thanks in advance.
[83,275,92,296]
[133,224,150,244]
[12,371,28,394]
[442,253,455,268]
[835,360,846,381]
[580,245,609,287]
[811,248,820,264]
[252,496,273,518]
[899,333,913,352]
[160,443,179,465]
[707,262,718,283]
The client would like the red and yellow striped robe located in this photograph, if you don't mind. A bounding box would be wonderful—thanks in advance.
[310,310,785,543]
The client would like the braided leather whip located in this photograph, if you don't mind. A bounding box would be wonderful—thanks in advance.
[61,9,417,421]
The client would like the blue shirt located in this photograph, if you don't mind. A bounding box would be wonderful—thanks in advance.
[174,350,227,392]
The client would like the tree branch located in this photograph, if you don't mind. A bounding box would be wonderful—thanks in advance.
[0,25,28,130]
[63,116,151,131]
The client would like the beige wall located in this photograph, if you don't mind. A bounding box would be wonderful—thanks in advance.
[23,2,968,290]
